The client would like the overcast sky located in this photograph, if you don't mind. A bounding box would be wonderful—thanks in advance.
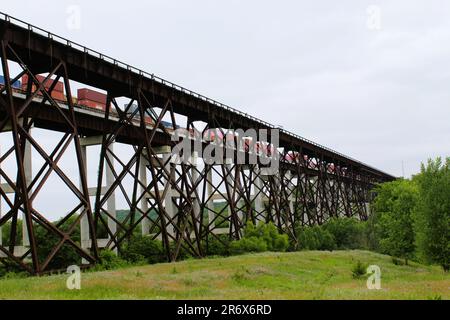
[1,1,449,217]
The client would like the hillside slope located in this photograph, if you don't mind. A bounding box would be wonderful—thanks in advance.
[0,250,448,300]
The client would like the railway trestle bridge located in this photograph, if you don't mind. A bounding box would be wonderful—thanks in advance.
[0,13,394,274]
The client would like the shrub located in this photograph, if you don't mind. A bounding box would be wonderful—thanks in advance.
[317,228,336,251]
[205,234,231,256]
[297,227,319,250]
[297,226,336,251]
[0,260,28,278]
[33,215,82,270]
[351,260,367,279]
[323,217,366,250]
[121,235,165,264]
[264,223,289,252]
[97,249,127,270]
[273,234,290,252]
[231,269,250,282]
[228,222,290,255]
[243,222,289,252]
[0,262,28,278]
[230,236,268,255]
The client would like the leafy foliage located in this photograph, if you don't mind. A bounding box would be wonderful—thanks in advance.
[413,158,450,271]
[323,217,366,250]
[372,179,418,264]
[243,222,289,252]
[351,260,367,279]
[230,236,268,255]
[34,215,82,270]
[95,249,128,270]
[205,234,231,256]
[230,222,289,255]
[121,235,165,264]
[297,225,336,251]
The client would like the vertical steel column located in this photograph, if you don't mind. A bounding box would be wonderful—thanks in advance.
[206,167,215,230]
[0,42,39,272]
[140,149,150,235]
[253,165,265,224]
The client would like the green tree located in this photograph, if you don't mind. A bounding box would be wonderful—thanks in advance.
[413,157,450,271]
[34,214,82,270]
[364,210,382,251]
[296,225,336,251]
[373,179,418,264]
[323,217,366,250]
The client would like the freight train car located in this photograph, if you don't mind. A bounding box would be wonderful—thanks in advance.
[77,88,109,111]
[21,74,65,101]
[0,75,22,89]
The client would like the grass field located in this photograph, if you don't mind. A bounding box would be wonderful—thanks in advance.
[0,250,448,300]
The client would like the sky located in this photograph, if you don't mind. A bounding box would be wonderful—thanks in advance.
[1,1,449,218]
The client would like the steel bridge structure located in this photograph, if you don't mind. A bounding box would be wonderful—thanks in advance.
[0,13,394,274]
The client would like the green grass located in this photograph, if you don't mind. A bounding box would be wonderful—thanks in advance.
[0,250,448,300]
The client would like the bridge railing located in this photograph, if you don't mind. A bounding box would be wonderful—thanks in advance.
[0,11,392,178]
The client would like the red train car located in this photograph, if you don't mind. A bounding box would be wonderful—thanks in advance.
[78,88,106,104]
[21,74,65,101]
[77,88,109,111]
[77,99,106,111]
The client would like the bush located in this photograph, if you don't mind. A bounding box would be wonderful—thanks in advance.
[230,236,268,255]
[351,260,367,279]
[244,222,290,252]
[297,226,336,251]
[0,262,28,278]
[205,234,231,256]
[96,249,127,270]
[121,235,165,264]
[323,217,366,250]
[297,227,319,250]
[32,215,82,270]
[273,234,290,252]
[229,222,289,255]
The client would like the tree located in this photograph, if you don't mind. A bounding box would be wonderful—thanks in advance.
[34,214,82,270]
[413,157,450,271]
[372,179,417,264]
[323,217,365,250]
